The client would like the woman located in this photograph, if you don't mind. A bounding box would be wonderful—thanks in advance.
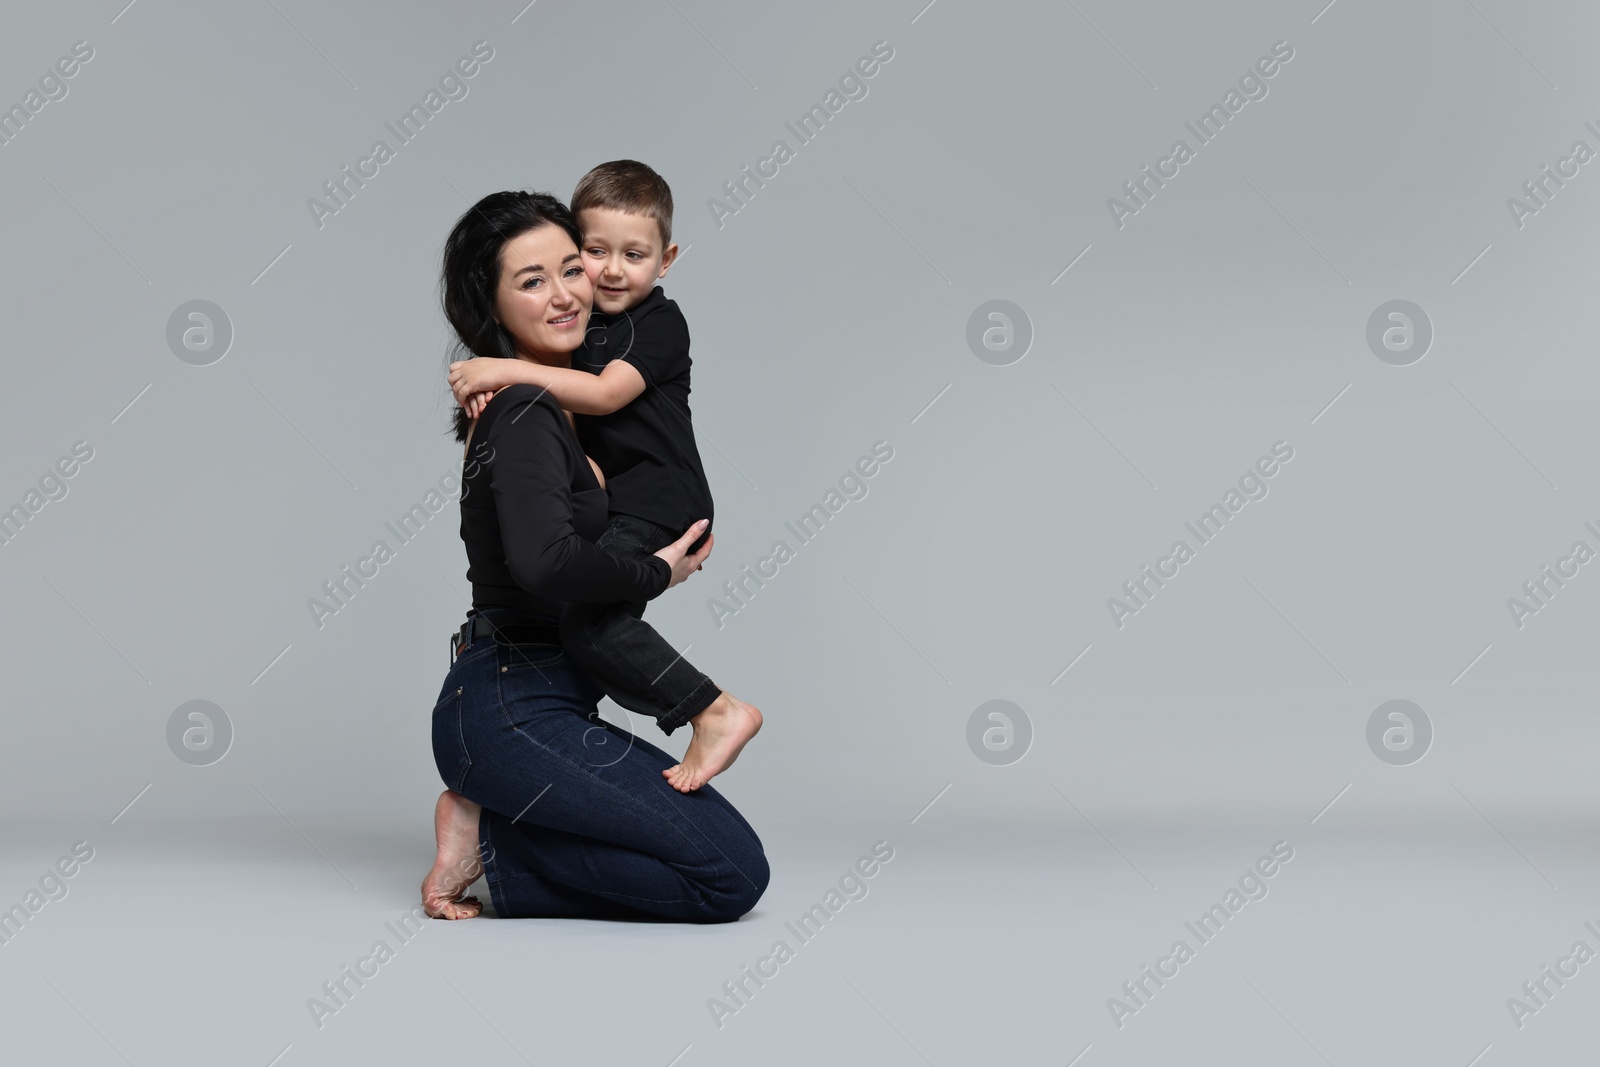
[420,190,769,922]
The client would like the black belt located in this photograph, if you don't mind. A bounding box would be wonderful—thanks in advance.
[450,613,562,663]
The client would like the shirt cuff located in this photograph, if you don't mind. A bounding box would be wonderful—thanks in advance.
[646,554,671,590]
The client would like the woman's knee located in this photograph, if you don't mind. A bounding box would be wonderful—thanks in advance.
[706,846,770,922]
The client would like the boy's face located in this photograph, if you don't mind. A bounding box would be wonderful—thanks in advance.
[577,207,678,315]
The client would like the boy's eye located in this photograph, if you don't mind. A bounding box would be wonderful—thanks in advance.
[626,251,642,260]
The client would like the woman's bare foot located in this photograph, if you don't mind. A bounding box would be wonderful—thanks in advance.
[663,693,763,793]
[421,790,485,919]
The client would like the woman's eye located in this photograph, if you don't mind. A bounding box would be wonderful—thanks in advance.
[521,277,542,289]
[566,265,584,277]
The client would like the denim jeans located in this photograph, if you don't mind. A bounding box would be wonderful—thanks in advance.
[431,610,769,922]
[559,514,721,736]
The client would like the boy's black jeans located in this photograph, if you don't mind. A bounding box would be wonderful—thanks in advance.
[559,514,721,736]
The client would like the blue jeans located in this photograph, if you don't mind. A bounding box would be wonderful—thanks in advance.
[560,514,721,736]
[431,610,769,922]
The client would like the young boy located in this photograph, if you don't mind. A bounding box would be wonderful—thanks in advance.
[448,160,761,794]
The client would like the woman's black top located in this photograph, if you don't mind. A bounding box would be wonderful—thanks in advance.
[460,383,671,624]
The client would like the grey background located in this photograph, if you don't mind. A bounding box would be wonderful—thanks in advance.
[1,0,1597,1064]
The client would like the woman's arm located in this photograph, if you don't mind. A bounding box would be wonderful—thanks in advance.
[483,387,669,603]
[482,386,710,601]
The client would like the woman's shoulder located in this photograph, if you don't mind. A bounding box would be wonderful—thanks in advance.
[487,381,560,410]
[477,383,579,461]
[480,383,564,433]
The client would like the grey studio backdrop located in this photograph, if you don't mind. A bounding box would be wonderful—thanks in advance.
[3,0,1599,1064]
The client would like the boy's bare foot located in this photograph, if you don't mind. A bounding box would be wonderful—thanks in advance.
[421,790,485,919]
[663,693,763,793]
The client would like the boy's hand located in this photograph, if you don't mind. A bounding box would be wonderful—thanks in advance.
[449,359,518,409]
[462,390,498,420]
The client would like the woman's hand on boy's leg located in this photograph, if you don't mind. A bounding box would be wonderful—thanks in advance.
[654,520,713,589]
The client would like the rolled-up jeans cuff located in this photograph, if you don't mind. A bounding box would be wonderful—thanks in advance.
[478,811,513,919]
[658,678,721,736]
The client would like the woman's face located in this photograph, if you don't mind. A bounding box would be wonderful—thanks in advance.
[493,224,593,359]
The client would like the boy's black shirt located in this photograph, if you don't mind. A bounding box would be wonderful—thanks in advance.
[573,286,715,535]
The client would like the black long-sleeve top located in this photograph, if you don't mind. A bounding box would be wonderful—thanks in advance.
[460,382,671,623]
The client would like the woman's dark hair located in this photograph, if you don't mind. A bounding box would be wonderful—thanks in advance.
[440,189,584,442]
